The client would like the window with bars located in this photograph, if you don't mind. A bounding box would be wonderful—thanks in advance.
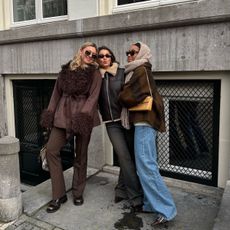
[13,80,74,185]
[13,0,67,23]
[156,80,220,186]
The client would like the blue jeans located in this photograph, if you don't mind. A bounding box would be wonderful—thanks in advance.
[134,125,177,220]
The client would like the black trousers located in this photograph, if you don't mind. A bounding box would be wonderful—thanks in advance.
[106,121,143,206]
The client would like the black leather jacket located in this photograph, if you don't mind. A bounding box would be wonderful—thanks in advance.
[99,67,125,122]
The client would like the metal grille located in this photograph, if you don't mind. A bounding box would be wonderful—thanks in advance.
[13,80,74,185]
[156,80,220,186]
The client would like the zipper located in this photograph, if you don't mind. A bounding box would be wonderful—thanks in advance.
[105,73,114,121]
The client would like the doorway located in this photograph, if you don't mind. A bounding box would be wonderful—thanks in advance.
[13,80,74,185]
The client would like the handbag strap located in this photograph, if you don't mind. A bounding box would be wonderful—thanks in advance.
[144,67,153,97]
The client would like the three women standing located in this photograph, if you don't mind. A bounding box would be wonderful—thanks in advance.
[119,42,177,225]
[40,42,102,213]
[40,41,177,226]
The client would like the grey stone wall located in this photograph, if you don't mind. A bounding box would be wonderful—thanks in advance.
[0,21,230,75]
[0,0,229,74]
[0,75,7,138]
[88,126,105,169]
[0,0,229,170]
[0,0,229,73]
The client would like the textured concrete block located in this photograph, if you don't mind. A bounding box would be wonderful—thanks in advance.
[0,136,22,222]
[0,195,22,223]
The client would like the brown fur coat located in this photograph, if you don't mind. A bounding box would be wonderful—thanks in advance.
[40,62,102,137]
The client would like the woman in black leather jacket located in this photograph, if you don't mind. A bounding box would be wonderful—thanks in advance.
[98,46,143,209]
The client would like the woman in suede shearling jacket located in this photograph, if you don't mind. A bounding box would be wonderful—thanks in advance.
[119,42,177,226]
[40,42,102,213]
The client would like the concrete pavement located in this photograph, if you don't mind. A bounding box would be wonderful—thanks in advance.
[0,166,225,230]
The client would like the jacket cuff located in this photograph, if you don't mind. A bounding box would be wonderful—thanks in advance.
[72,113,93,136]
[40,109,54,129]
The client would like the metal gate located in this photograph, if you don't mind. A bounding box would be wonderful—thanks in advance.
[157,80,220,186]
[13,80,74,185]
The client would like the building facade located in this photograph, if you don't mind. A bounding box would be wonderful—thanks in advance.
[0,0,229,187]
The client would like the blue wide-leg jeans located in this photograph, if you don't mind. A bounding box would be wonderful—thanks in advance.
[134,125,177,220]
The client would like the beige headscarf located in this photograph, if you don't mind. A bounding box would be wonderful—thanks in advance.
[121,42,152,129]
[124,42,152,74]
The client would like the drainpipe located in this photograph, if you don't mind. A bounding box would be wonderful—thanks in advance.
[0,136,22,222]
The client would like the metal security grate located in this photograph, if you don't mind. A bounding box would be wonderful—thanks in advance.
[13,80,74,185]
[156,80,220,186]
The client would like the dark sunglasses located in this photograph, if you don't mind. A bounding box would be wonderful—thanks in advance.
[84,50,97,59]
[126,50,139,56]
[98,54,112,59]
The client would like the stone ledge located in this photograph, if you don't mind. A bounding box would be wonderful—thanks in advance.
[0,136,19,155]
[103,165,223,199]
[102,165,120,175]
[213,180,230,230]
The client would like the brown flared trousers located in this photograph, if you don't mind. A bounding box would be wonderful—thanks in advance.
[46,127,91,199]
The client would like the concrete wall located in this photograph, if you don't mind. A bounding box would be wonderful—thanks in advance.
[0,22,229,73]
[0,0,230,71]
[0,75,7,138]
[68,0,98,20]
[0,0,230,186]
[218,75,230,188]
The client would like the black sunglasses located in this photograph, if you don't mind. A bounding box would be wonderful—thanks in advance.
[85,50,97,59]
[126,50,139,56]
[98,54,112,59]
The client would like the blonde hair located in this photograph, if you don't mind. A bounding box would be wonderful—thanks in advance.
[70,42,98,70]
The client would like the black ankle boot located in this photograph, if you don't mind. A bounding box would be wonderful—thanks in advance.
[46,195,68,213]
[73,196,84,206]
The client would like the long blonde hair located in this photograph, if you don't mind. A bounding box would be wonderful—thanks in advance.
[70,42,98,70]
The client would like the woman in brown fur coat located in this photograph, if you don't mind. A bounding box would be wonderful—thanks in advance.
[40,42,102,213]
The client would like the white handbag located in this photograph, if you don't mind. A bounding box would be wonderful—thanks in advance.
[39,145,49,171]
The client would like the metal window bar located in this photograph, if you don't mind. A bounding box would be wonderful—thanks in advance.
[156,80,220,186]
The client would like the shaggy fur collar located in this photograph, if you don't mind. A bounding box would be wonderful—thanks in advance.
[59,62,96,95]
[99,62,118,77]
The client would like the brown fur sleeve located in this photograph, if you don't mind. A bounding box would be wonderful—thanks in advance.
[72,113,93,136]
[40,109,54,129]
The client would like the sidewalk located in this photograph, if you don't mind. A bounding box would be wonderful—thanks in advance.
[1,166,224,230]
